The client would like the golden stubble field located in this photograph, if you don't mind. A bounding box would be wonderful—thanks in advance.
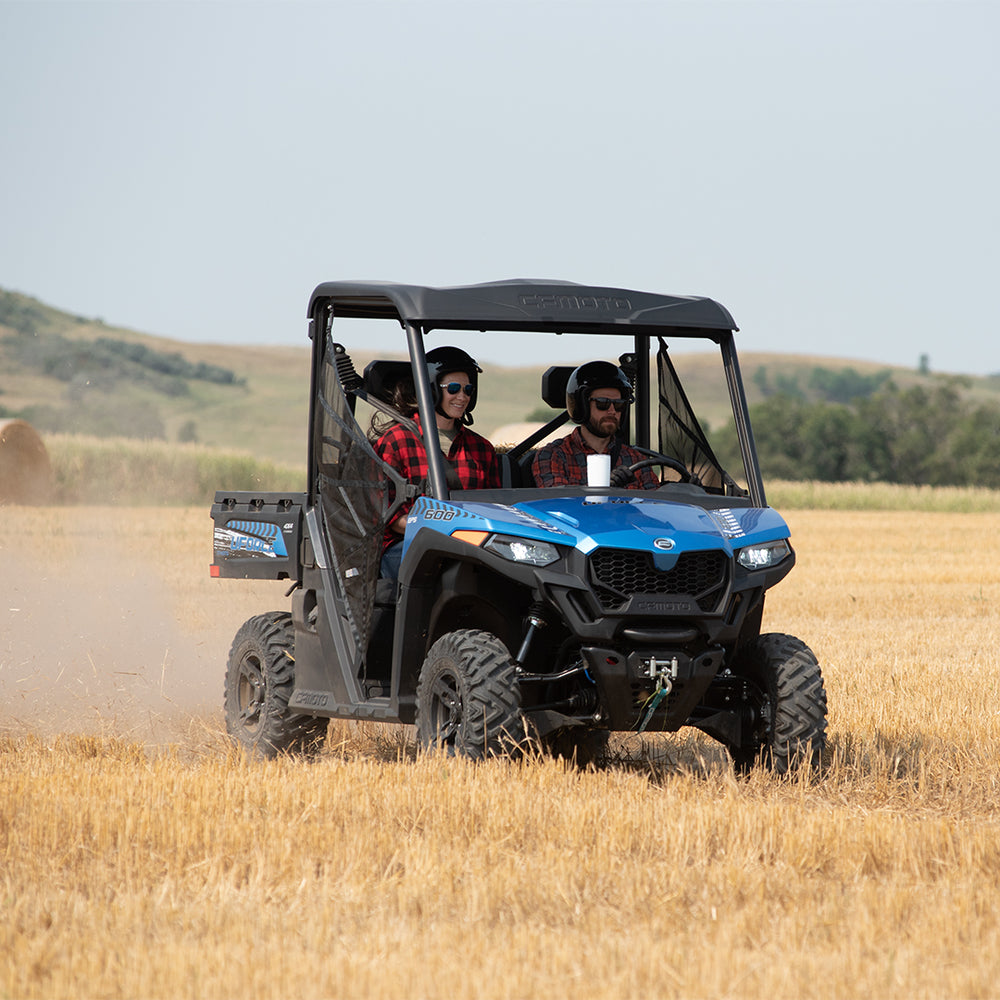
[2,505,999,999]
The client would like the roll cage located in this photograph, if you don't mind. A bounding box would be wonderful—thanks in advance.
[306,279,765,506]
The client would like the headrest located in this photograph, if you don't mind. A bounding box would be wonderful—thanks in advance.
[540,366,576,409]
[363,360,413,404]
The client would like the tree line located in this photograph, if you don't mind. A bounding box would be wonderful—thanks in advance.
[713,377,1000,488]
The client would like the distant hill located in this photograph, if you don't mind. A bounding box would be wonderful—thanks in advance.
[3,286,998,464]
[0,288,312,464]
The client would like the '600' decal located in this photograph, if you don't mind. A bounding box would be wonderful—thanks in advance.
[423,509,457,521]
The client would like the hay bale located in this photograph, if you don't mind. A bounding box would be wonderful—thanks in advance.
[489,421,567,450]
[0,419,53,504]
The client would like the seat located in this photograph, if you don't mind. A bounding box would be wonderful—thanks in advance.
[517,451,538,487]
[499,450,539,488]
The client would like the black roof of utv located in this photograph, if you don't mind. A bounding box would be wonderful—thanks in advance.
[309,279,738,337]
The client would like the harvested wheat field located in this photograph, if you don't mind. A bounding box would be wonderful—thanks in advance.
[2,505,999,1000]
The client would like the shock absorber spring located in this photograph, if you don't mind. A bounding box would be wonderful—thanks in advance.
[514,602,550,667]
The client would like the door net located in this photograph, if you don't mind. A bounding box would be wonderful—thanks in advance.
[656,339,739,495]
[313,330,411,651]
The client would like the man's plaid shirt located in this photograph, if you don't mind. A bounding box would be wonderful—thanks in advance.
[375,413,500,550]
[531,426,660,489]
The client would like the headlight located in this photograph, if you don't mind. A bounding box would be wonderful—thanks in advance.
[736,539,791,570]
[484,534,560,567]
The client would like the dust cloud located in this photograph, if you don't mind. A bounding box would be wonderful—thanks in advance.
[0,508,271,748]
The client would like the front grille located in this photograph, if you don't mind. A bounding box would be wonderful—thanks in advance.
[589,548,728,612]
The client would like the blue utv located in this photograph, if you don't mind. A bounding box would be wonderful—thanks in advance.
[211,280,827,770]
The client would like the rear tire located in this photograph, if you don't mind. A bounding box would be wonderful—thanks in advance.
[415,629,522,759]
[730,632,827,774]
[224,612,328,759]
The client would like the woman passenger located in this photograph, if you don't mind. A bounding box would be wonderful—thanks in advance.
[374,346,500,579]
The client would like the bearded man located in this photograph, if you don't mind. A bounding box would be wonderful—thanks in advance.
[531,361,660,489]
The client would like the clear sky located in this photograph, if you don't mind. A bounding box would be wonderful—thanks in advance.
[2,0,997,374]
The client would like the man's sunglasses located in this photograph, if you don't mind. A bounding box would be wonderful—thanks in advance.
[441,382,475,396]
[591,396,627,413]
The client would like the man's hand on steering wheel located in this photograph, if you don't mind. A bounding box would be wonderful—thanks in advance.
[609,465,636,487]
[611,452,698,488]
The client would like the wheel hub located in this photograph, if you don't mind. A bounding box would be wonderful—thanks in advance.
[430,669,463,742]
[237,657,266,728]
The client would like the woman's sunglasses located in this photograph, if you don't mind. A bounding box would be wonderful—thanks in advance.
[591,396,627,413]
[441,382,475,396]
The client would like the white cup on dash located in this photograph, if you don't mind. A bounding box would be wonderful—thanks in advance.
[587,453,611,488]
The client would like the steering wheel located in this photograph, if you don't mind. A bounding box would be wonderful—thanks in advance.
[610,452,697,487]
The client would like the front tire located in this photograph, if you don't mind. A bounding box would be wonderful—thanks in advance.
[730,632,827,774]
[224,612,328,759]
[415,629,522,759]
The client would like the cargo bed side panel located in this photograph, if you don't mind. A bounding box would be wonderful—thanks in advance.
[211,492,306,580]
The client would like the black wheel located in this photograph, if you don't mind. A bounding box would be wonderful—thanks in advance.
[540,727,610,768]
[224,612,328,759]
[415,629,522,759]
[729,632,827,774]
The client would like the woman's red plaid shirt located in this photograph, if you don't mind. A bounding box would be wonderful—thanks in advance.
[374,413,500,551]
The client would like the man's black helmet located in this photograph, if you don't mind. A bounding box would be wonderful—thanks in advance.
[426,346,482,424]
[566,361,633,424]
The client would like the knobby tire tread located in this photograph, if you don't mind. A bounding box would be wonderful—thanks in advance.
[224,611,327,759]
[737,632,828,774]
[416,629,522,759]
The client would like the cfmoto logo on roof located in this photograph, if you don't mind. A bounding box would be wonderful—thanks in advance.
[519,294,632,312]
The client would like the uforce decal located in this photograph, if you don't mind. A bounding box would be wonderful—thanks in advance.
[215,520,288,559]
[519,293,632,313]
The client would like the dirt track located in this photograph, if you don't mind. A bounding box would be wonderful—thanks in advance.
[0,506,278,744]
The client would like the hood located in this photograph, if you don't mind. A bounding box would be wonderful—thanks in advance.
[447,494,790,564]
